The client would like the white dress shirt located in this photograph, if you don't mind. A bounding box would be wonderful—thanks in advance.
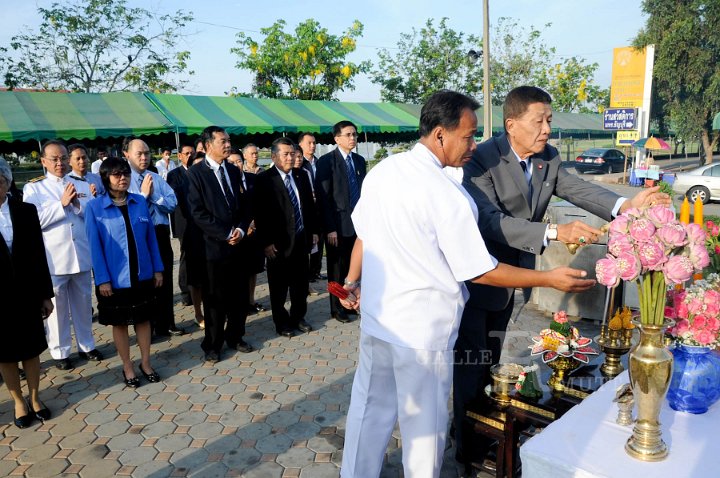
[0,196,12,252]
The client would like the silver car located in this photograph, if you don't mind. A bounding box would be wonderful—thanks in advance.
[672,163,720,204]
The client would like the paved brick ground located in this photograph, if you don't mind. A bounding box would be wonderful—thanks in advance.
[0,242,601,478]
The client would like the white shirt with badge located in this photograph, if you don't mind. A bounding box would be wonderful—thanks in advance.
[22,173,92,275]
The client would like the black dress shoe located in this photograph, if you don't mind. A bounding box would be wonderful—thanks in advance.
[332,310,353,324]
[205,351,220,364]
[315,273,327,280]
[168,327,186,336]
[233,340,254,353]
[249,302,266,313]
[78,349,103,362]
[55,358,73,370]
[279,328,295,338]
[122,371,140,388]
[140,367,161,383]
[14,411,34,429]
[297,320,312,333]
[181,295,193,306]
[32,402,51,422]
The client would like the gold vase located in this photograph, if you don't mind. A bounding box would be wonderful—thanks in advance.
[625,321,673,461]
[546,356,580,392]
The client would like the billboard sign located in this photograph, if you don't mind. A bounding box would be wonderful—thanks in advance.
[610,47,648,108]
[603,108,638,130]
[616,130,640,146]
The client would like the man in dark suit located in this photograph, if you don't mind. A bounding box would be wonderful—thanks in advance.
[187,126,254,363]
[452,85,671,467]
[298,132,325,282]
[316,121,366,323]
[254,137,319,338]
[167,143,206,328]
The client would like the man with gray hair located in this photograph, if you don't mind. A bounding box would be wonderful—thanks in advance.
[23,140,102,370]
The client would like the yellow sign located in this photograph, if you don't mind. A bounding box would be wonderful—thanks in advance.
[616,130,640,146]
[610,47,647,108]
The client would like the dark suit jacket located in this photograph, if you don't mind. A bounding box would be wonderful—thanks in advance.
[316,148,366,237]
[253,167,318,259]
[167,166,190,239]
[462,134,622,310]
[0,198,54,320]
[187,159,250,262]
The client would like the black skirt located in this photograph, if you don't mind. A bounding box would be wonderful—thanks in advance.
[97,280,156,326]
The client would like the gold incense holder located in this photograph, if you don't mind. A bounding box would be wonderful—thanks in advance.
[546,356,581,393]
[489,363,524,407]
[597,325,634,377]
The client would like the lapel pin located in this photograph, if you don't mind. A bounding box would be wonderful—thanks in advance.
[537,163,543,169]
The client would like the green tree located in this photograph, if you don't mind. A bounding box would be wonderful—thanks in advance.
[0,0,193,93]
[634,0,720,164]
[231,19,370,100]
[538,57,610,113]
[370,18,483,104]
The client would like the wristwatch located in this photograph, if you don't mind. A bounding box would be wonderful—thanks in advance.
[547,223,558,241]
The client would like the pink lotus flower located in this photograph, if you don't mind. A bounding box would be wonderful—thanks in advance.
[663,255,695,284]
[685,223,706,245]
[689,243,711,269]
[616,251,641,281]
[637,239,667,271]
[646,205,675,226]
[609,215,630,235]
[608,235,634,256]
[595,256,619,287]
[657,224,688,248]
[712,225,720,237]
[630,218,656,242]
[554,311,568,323]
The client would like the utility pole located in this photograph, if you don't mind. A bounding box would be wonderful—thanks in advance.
[482,0,492,140]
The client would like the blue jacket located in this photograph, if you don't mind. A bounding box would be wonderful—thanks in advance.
[85,193,164,289]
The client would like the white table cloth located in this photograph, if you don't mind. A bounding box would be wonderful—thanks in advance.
[520,371,720,478]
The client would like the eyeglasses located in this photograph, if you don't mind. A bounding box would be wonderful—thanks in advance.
[338,133,358,139]
[110,172,131,178]
[44,156,69,164]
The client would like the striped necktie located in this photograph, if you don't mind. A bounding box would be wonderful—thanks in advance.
[285,174,304,233]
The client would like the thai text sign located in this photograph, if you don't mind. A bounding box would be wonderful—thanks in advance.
[610,47,647,108]
[603,108,637,130]
[616,130,640,146]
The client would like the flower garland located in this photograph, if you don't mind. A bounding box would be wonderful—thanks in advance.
[529,311,598,363]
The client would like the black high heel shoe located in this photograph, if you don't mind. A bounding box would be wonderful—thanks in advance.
[122,370,140,388]
[140,367,160,383]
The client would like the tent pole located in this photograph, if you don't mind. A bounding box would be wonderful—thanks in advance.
[174,131,180,153]
[364,131,368,160]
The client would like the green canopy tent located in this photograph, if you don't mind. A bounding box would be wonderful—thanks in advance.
[713,112,720,130]
[0,91,175,145]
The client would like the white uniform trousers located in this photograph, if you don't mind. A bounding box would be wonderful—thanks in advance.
[341,332,453,478]
[45,271,95,359]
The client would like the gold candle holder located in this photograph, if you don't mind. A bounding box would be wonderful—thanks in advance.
[597,325,634,377]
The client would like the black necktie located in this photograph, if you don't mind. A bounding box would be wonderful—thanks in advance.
[218,166,234,205]
[520,160,533,205]
[345,154,360,209]
[69,174,86,182]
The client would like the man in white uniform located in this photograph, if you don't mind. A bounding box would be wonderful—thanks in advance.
[155,147,177,180]
[339,90,595,478]
[23,140,102,370]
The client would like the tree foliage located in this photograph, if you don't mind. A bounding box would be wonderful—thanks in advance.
[231,19,370,100]
[370,18,483,104]
[371,17,608,113]
[0,0,193,93]
[634,0,720,164]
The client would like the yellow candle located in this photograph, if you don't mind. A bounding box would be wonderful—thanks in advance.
[694,198,704,225]
[680,197,690,224]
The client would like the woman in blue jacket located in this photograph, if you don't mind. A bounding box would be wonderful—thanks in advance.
[85,157,164,388]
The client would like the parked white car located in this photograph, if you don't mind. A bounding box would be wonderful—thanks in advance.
[672,163,720,204]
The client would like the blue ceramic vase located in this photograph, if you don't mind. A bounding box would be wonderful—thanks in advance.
[667,344,720,414]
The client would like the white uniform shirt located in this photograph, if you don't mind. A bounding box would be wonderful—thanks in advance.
[0,196,12,251]
[352,143,498,351]
[155,158,177,180]
[22,173,92,275]
[91,159,103,174]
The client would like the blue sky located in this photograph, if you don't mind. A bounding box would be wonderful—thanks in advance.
[3,0,647,101]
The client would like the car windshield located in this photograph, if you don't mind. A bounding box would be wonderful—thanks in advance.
[581,149,605,157]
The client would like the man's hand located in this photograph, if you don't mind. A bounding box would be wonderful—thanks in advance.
[621,186,672,213]
[227,228,242,245]
[557,221,604,245]
[153,272,163,288]
[265,244,278,259]
[545,267,596,292]
[140,174,154,197]
[40,299,54,318]
[340,284,360,311]
[60,183,78,207]
[247,220,256,236]
[98,283,113,297]
[327,231,338,247]
[89,183,98,197]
